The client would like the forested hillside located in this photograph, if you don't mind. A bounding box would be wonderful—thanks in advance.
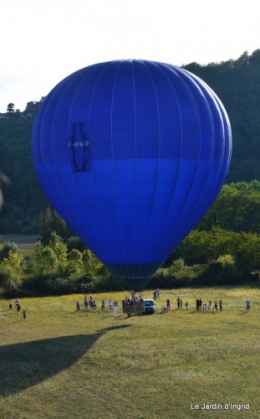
[1,50,260,234]
[184,49,260,182]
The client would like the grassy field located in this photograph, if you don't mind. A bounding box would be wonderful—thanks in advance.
[0,286,259,419]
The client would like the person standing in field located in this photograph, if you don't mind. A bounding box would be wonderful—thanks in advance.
[9,299,12,309]
[177,296,181,309]
[246,299,250,310]
[112,300,118,314]
[166,298,170,312]
[84,295,88,310]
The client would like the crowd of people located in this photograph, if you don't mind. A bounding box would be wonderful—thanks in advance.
[195,298,223,311]
[6,293,252,318]
[122,291,144,306]
[75,294,253,314]
[162,296,188,312]
[161,296,252,313]
[76,295,120,313]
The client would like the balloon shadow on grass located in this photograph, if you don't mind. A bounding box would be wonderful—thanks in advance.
[0,324,131,398]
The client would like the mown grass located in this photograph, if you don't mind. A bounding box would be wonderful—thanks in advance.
[0,286,259,419]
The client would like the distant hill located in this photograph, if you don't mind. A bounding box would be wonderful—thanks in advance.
[1,50,260,234]
[0,100,49,233]
[183,49,260,182]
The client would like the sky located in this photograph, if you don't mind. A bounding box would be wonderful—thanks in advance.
[0,0,259,113]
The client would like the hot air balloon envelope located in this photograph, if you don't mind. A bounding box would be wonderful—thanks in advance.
[32,60,232,290]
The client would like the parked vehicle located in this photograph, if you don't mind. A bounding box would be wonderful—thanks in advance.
[144,299,156,314]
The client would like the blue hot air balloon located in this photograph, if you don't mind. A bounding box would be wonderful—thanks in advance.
[32,60,232,290]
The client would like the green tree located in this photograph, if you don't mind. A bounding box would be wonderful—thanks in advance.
[2,251,23,270]
[66,249,83,275]
[48,232,68,268]
[0,241,20,262]
[6,103,15,112]
[197,254,239,285]
[175,227,238,265]
[34,243,58,272]
[39,207,71,245]
[82,248,102,275]
[198,182,260,234]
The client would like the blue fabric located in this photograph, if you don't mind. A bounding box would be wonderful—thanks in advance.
[32,60,232,289]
